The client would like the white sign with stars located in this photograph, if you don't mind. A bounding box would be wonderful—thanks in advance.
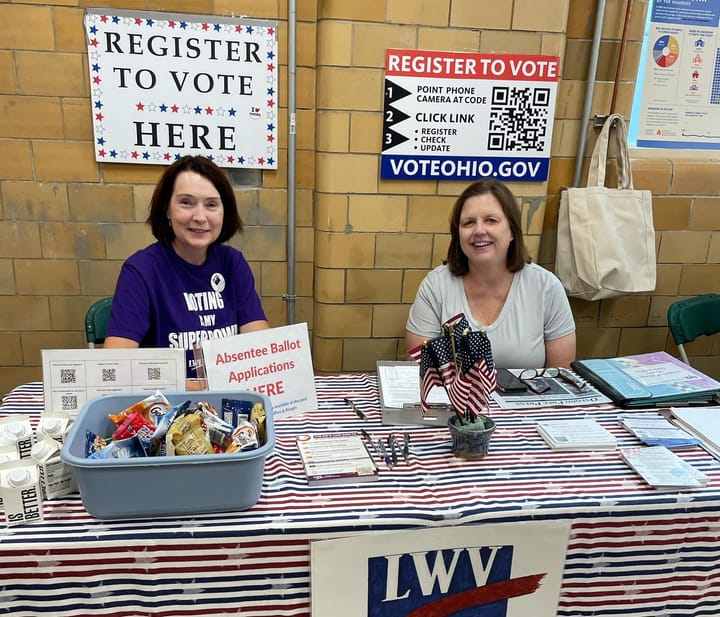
[84,8,278,168]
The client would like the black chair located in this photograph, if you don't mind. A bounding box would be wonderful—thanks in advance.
[667,294,720,365]
[85,297,113,348]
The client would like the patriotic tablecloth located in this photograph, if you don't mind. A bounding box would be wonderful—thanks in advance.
[1,376,720,616]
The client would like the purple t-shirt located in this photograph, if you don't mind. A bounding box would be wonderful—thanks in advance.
[107,242,266,377]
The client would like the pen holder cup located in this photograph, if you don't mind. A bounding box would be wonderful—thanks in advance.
[448,414,496,459]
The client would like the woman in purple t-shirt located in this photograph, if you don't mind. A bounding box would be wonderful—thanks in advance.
[105,155,269,377]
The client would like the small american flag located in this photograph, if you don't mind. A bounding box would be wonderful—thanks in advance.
[409,314,497,420]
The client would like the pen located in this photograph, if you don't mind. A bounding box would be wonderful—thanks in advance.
[387,435,398,466]
[402,432,410,462]
[344,398,368,421]
[361,429,377,454]
[377,440,393,468]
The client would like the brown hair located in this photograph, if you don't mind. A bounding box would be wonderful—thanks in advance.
[147,155,242,244]
[446,179,530,276]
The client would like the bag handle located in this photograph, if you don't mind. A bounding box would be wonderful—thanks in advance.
[587,113,634,190]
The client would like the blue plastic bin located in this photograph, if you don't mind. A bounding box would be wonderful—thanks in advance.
[61,390,274,519]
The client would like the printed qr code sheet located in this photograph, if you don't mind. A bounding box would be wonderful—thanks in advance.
[381,49,559,181]
[41,348,186,417]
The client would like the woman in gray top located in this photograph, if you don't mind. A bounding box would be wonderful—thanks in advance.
[406,179,576,369]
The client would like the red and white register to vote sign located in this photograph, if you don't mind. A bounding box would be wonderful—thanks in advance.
[199,323,317,417]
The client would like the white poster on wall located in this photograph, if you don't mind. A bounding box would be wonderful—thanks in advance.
[635,0,720,150]
[83,8,278,168]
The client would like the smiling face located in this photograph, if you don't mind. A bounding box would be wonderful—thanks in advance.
[168,170,224,265]
[458,192,514,271]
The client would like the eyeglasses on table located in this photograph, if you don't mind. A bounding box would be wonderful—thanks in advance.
[518,367,587,393]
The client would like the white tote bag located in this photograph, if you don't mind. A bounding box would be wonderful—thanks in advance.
[555,113,656,301]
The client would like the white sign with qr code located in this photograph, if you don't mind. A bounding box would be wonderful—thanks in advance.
[380,49,559,182]
[41,348,186,418]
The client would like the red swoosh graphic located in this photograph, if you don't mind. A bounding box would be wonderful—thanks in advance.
[407,572,547,617]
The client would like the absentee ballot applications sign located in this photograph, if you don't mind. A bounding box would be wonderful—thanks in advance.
[381,49,559,182]
[84,8,277,168]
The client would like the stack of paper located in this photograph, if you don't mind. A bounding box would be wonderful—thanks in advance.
[668,407,720,460]
[536,419,617,450]
[296,433,379,487]
[621,446,708,490]
[620,414,700,448]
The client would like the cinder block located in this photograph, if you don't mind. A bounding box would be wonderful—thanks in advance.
[0,221,42,258]
[0,139,33,180]
[343,337,400,371]
[316,111,350,152]
[311,336,344,373]
[68,183,136,222]
[576,326,620,359]
[375,233,434,268]
[40,222,107,260]
[346,269,403,303]
[0,51,16,94]
[654,264,682,295]
[78,259,123,296]
[0,260,15,294]
[0,96,63,139]
[15,258,80,295]
[652,196,691,230]
[315,267,345,303]
[34,142,99,182]
[319,0,385,21]
[315,192,349,233]
[61,98,94,141]
[54,7,86,52]
[314,303,372,337]
[691,197,720,230]
[316,153,379,193]
[0,5,54,50]
[387,0,450,27]
[372,304,410,337]
[672,162,720,196]
[618,327,670,356]
[352,23,416,68]
[16,52,86,97]
[451,0,512,28]
[658,231,711,264]
[104,222,154,260]
[349,194,407,232]
[317,67,382,111]
[513,0,568,32]
[632,159,673,194]
[598,295,651,327]
[418,27,479,52]
[0,333,23,366]
[2,182,69,221]
[318,21,352,66]
[407,195,453,233]
[315,230,375,268]
[350,112,382,154]
[679,264,720,294]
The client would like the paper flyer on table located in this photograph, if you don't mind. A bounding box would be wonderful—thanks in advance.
[492,370,612,409]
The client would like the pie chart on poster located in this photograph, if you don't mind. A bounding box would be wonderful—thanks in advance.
[653,35,680,67]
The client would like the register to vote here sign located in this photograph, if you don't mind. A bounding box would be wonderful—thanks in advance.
[200,323,317,417]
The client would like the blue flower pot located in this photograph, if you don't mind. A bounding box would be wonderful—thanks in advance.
[448,414,496,459]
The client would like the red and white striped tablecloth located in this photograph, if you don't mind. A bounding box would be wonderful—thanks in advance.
[1,375,720,616]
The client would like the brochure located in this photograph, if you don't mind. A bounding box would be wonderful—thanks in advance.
[620,446,708,490]
[296,433,379,487]
[535,418,617,450]
[620,413,700,448]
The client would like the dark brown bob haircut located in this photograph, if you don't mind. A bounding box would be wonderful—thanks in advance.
[446,178,530,276]
[147,155,242,245]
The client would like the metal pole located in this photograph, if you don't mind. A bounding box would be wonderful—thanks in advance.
[284,0,297,323]
[572,0,607,187]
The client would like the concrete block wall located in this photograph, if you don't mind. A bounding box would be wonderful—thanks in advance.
[2,0,719,398]
[0,0,317,396]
